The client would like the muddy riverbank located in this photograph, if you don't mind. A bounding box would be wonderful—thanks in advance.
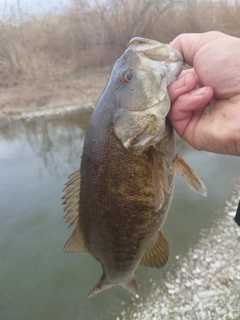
[0,67,110,123]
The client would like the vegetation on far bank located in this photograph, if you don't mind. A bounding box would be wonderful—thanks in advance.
[1,0,240,112]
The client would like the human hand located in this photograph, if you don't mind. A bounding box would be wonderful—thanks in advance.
[168,31,240,156]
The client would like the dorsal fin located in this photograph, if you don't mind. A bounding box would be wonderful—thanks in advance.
[62,170,81,227]
[140,231,169,268]
[63,225,87,252]
[174,153,207,197]
[62,170,88,252]
[152,150,168,212]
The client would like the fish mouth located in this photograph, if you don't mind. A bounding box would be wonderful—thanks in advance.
[127,37,183,64]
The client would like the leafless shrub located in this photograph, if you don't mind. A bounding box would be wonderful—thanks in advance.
[1,0,240,86]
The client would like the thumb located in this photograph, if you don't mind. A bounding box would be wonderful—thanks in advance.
[170,31,228,67]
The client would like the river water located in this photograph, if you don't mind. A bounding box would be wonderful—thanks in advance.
[0,110,239,320]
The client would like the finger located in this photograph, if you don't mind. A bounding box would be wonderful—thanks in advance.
[168,86,214,137]
[178,68,196,78]
[168,72,197,103]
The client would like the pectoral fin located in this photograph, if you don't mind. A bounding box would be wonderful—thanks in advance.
[62,170,88,252]
[152,150,168,212]
[140,231,169,268]
[174,153,207,197]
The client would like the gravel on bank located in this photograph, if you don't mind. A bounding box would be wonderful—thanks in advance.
[118,179,240,320]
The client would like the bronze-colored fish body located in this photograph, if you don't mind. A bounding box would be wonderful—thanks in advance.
[62,38,207,297]
[81,114,175,293]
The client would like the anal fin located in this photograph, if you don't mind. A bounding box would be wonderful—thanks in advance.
[174,154,207,197]
[140,231,169,268]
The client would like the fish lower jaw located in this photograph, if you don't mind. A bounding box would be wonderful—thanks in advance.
[123,123,165,153]
[167,46,184,63]
[123,138,149,153]
[123,139,132,149]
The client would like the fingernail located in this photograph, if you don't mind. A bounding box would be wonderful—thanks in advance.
[191,87,207,96]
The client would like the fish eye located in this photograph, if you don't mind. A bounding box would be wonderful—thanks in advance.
[120,69,134,84]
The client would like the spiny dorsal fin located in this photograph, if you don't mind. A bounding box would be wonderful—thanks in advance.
[152,150,168,212]
[174,153,207,197]
[62,170,88,252]
[63,225,87,252]
[140,231,169,268]
[62,170,81,227]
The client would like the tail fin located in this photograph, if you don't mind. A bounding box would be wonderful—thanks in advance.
[119,276,138,295]
[88,274,138,298]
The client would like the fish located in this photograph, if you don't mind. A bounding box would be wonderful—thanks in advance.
[62,37,207,298]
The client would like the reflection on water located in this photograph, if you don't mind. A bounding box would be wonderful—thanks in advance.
[0,112,89,177]
[0,110,239,320]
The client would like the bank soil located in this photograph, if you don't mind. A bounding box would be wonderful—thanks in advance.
[0,67,111,122]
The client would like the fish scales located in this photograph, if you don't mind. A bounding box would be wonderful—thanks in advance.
[81,112,174,265]
[62,37,207,297]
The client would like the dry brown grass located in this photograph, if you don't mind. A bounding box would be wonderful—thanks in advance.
[1,0,240,113]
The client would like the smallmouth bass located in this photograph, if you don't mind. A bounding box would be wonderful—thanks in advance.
[62,37,207,297]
